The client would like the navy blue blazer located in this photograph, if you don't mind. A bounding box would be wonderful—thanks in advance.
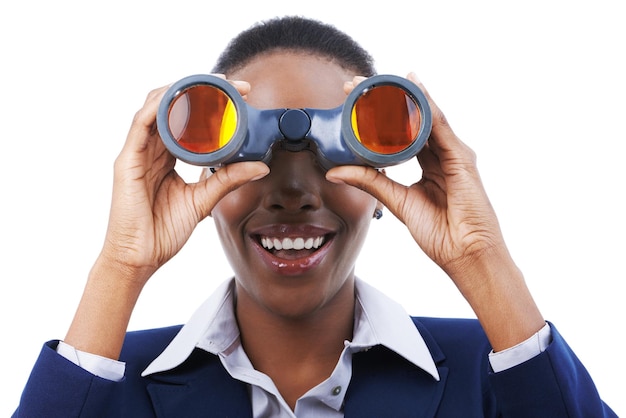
[13,318,616,417]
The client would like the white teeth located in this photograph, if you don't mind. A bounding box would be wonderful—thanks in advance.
[261,236,325,251]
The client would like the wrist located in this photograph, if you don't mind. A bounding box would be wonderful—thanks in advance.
[63,253,149,359]
[446,245,545,352]
[444,244,518,299]
[96,244,157,289]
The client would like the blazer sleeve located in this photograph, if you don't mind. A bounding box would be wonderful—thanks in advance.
[12,340,120,418]
[488,322,618,417]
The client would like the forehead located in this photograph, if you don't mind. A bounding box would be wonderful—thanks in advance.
[228,51,356,109]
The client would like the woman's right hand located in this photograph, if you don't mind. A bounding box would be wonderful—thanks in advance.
[64,80,268,359]
[100,81,268,287]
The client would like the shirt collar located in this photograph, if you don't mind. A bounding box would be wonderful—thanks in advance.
[143,278,438,381]
[352,279,439,380]
[141,279,237,377]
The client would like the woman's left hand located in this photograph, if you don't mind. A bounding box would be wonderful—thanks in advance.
[326,74,545,351]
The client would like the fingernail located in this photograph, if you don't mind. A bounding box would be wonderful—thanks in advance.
[231,80,250,87]
[250,166,270,181]
[325,174,346,185]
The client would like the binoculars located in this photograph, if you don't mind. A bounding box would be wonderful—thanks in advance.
[157,74,432,170]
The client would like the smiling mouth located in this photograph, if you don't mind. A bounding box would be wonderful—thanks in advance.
[258,235,329,260]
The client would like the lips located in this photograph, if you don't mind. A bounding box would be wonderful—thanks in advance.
[249,224,334,275]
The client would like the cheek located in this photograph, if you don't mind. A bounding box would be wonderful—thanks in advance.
[326,186,378,247]
[324,186,376,278]
[327,185,378,227]
[211,185,261,247]
[213,184,259,222]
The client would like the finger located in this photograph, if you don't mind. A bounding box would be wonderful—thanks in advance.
[407,73,471,156]
[123,85,170,154]
[416,142,447,194]
[230,79,251,97]
[113,85,172,184]
[407,73,454,144]
[343,75,367,94]
[211,73,249,97]
[192,161,270,220]
[407,73,479,180]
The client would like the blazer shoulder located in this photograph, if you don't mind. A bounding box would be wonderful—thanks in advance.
[411,316,492,360]
[412,316,485,335]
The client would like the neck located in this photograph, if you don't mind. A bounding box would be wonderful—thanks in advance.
[235,278,356,409]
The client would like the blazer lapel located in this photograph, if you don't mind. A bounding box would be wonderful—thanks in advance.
[344,317,449,418]
[344,345,448,418]
[146,348,252,418]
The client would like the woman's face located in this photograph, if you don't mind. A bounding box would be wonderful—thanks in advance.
[211,51,378,319]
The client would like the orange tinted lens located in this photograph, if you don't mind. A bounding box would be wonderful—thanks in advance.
[351,85,421,154]
[168,84,237,153]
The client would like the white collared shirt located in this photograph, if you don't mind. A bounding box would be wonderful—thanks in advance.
[57,278,550,417]
[141,278,438,417]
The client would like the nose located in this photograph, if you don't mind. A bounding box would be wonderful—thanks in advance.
[261,150,323,214]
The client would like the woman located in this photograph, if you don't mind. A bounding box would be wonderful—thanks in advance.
[13,16,616,417]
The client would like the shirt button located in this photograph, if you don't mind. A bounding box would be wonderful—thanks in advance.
[331,386,342,396]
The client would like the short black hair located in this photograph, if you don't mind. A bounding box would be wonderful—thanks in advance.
[213,16,376,77]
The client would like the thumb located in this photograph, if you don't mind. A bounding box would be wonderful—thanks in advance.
[193,161,270,220]
[326,165,409,219]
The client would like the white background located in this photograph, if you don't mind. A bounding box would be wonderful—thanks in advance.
[1,1,624,415]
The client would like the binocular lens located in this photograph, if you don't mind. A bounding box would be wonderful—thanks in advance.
[168,85,237,153]
[350,85,420,155]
